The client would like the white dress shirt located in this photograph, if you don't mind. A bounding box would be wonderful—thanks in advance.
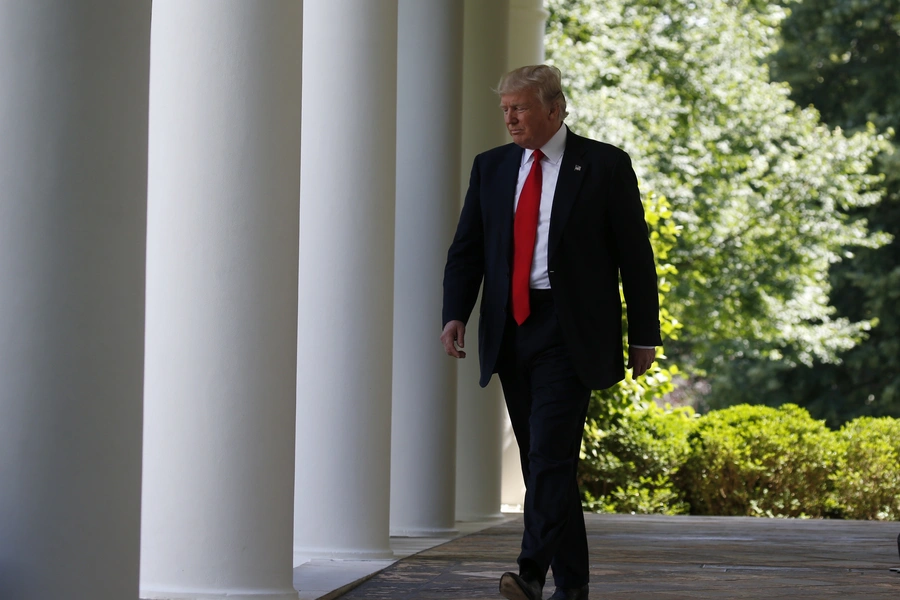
[513,123,567,290]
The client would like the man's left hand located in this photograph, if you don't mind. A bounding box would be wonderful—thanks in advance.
[627,347,656,378]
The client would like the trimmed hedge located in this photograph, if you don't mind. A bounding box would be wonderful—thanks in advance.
[579,401,900,520]
[676,404,838,517]
[832,417,900,520]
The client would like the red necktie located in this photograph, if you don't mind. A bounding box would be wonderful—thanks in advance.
[511,149,544,325]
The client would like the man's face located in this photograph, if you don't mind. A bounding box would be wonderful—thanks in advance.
[500,89,560,150]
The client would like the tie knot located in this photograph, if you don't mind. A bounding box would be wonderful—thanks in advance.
[531,149,544,163]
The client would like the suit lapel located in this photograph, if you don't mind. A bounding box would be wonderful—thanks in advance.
[548,131,588,264]
[491,144,524,267]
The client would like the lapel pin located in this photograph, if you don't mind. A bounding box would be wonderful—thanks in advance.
[574,165,582,171]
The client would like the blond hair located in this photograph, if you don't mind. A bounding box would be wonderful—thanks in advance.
[496,64,568,121]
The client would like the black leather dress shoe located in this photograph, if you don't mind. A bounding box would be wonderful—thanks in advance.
[499,571,543,600]
[548,584,589,600]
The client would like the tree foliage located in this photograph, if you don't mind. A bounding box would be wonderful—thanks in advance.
[718,0,900,423]
[546,0,888,405]
[772,0,900,133]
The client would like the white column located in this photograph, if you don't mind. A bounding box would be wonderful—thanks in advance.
[501,0,550,511]
[390,0,464,536]
[0,4,150,600]
[455,0,511,523]
[508,0,549,66]
[140,3,302,599]
[294,0,398,562]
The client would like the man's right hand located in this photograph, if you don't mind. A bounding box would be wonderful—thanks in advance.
[440,320,467,358]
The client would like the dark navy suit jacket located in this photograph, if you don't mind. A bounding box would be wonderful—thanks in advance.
[442,128,662,390]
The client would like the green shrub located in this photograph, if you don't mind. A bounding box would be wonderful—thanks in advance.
[579,402,900,519]
[676,404,840,517]
[579,399,696,515]
[831,417,900,520]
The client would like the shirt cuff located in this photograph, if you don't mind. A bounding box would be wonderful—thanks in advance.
[630,345,656,349]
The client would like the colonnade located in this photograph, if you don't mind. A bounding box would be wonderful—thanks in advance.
[0,1,547,598]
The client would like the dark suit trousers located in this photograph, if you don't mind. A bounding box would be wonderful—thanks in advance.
[496,289,591,589]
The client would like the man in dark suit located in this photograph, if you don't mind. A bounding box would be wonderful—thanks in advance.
[441,65,662,600]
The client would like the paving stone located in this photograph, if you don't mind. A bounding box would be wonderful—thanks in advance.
[337,513,900,599]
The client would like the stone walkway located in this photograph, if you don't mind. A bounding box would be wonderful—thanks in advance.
[336,514,900,599]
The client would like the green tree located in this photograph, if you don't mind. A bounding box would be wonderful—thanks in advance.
[772,0,900,133]
[719,0,900,423]
[545,0,888,402]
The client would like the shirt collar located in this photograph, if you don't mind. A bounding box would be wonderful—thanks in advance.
[522,123,567,166]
